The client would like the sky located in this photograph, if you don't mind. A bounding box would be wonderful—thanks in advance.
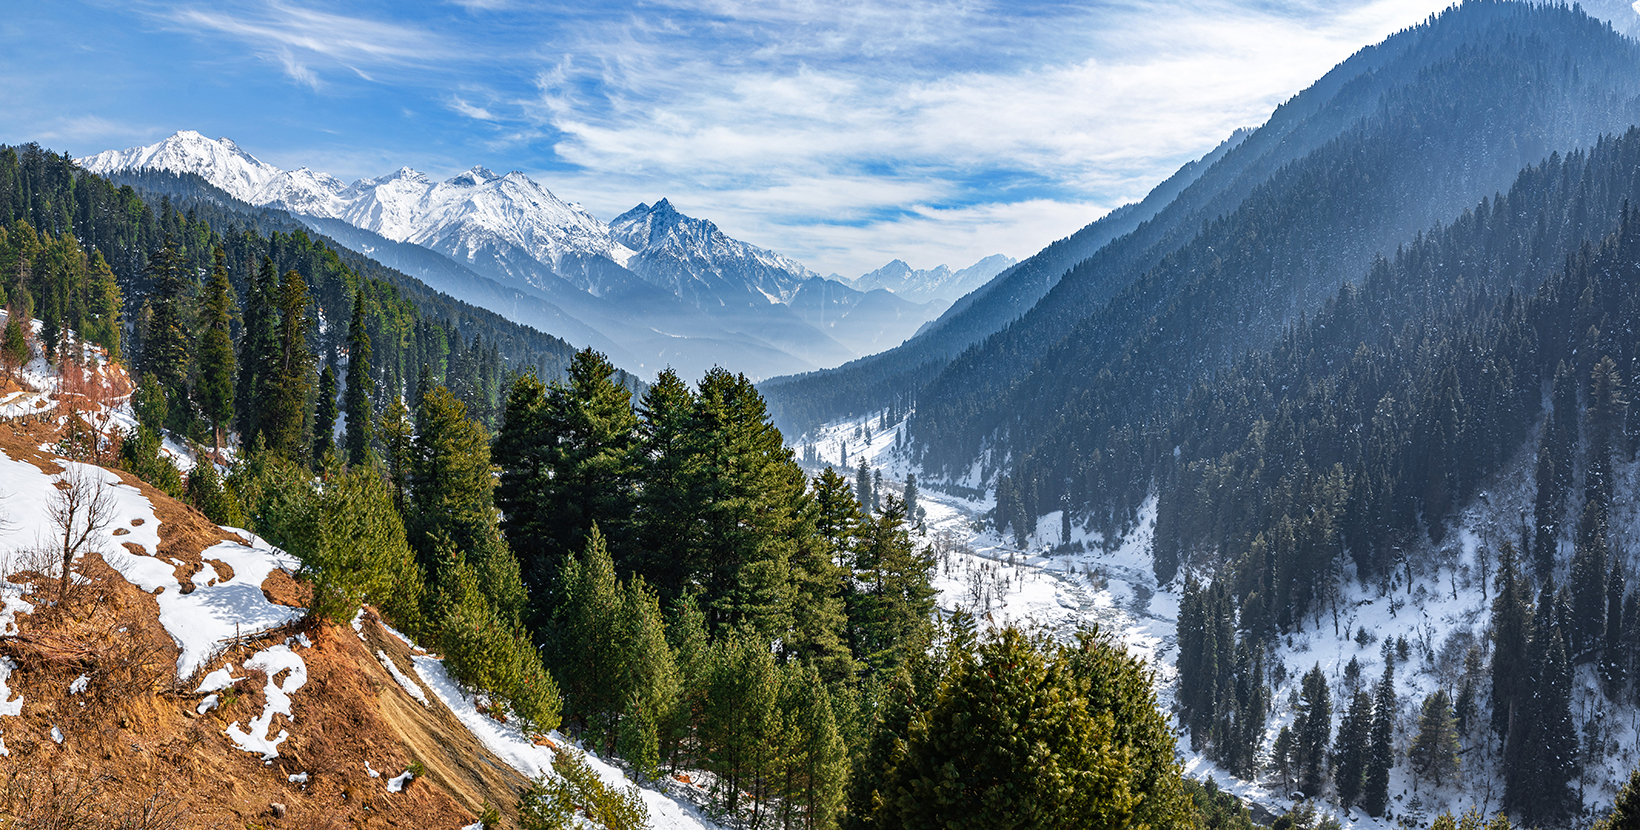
[1,0,1478,277]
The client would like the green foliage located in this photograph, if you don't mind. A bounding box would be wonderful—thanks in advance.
[1430,808,1514,830]
[869,627,1192,830]
[517,746,649,830]
[1595,767,1640,830]
[1410,690,1461,789]
[196,246,236,444]
[265,268,313,459]
[132,371,169,433]
[343,290,373,467]
[118,423,184,498]
[312,362,338,465]
[184,460,237,526]
[254,464,423,626]
[495,348,638,603]
[848,495,936,678]
[1292,664,1331,798]
[0,315,26,373]
[1184,777,1257,830]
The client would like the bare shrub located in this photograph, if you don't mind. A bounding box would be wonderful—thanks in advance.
[49,466,113,603]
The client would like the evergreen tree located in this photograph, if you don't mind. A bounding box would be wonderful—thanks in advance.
[195,246,235,450]
[378,394,414,513]
[615,574,680,782]
[312,362,338,465]
[1490,542,1532,740]
[494,348,638,603]
[902,472,919,525]
[1594,767,1640,830]
[1334,688,1374,808]
[631,369,696,602]
[1602,561,1628,696]
[848,495,936,678]
[700,627,782,825]
[1362,660,1396,817]
[775,661,849,830]
[1292,664,1332,798]
[343,289,373,467]
[81,250,121,360]
[856,458,873,514]
[236,257,280,447]
[266,268,313,458]
[872,628,1192,830]
[141,235,193,429]
[686,368,808,640]
[410,385,526,624]
[1409,690,1461,789]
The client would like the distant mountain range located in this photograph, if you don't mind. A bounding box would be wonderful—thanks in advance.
[80,132,1004,381]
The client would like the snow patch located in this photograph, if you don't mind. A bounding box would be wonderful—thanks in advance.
[377,650,428,706]
[385,770,413,793]
[68,674,88,695]
[223,644,307,760]
[0,657,21,717]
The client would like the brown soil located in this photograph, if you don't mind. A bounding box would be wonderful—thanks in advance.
[0,435,539,829]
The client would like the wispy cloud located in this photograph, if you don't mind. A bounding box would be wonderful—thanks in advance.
[37,0,1484,277]
[156,1,457,88]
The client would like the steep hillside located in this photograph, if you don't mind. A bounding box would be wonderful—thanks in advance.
[0,348,718,829]
[764,1,1640,440]
[909,0,1640,480]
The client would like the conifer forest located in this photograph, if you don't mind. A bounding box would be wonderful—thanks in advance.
[17,0,1640,827]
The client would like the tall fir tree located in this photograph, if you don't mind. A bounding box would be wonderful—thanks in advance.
[1362,659,1396,817]
[1292,664,1332,798]
[494,348,638,605]
[1334,687,1374,808]
[343,289,373,467]
[312,362,339,465]
[236,257,280,448]
[1409,690,1461,789]
[266,268,313,459]
[1490,542,1532,741]
[195,246,235,450]
[141,235,193,430]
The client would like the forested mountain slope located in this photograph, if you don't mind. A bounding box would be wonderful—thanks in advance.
[909,1,1640,482]
[764,1,1640,445]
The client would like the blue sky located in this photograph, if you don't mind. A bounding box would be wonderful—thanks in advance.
[4,0,1463,276]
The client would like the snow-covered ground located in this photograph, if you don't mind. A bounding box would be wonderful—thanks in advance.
[795,408,1640,827]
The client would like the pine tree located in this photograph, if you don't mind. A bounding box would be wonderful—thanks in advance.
[775,661,848,830]
[1362,660,1396,817]
[872,628,1192,830]
[1409,690,1461,789]
[615,574,680,781]
[195,246,235,450]
[1334,688,1373,808]
[266,268,313,458]
[856,458,873,514]
[312,362,338,465]
[410,385,526,624]
[1490,542,1531,740]
[236,257,280,447]
[700,627,782,825]
[848,495,936,678]
[1292,664,1332,798]
[343,290,373,467]
[1602,561,1628,696]
[378,394,414,513]
[494,348,637,604]
[1570,499,1609,656]
[902,472,919,525]
[81,250,121,360]
[631,369,695,603]
[872,468,883,512]
[141,235,193,429]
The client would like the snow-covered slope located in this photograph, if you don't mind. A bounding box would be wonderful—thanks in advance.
[851,254,1016,305]
[611,198,817,306]
[82,131,930,377]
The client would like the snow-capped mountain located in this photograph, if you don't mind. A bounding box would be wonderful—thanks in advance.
[79,131,960,379]
[611,199,817,307]
[852,254,1016,304]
